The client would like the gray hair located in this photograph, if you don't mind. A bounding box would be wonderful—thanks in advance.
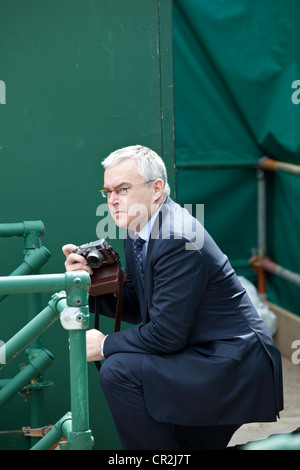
[101,145,170,196]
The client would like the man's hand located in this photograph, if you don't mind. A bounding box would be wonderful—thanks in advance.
[62,243,93,275]
[86,329,106,362]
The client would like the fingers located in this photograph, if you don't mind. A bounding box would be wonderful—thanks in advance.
[62,243,78,257]
[62,243,93,275]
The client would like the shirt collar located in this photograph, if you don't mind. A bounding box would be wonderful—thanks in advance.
[137,198,167,242]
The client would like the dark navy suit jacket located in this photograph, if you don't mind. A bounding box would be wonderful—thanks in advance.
[90,197,283,426]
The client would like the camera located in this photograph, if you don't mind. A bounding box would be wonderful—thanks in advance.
[73,239,125,302]
[73,239,118,269]
[74,239,126,341]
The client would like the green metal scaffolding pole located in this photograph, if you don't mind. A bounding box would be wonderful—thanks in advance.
[30,412,73,450]
[0,247,51,303]
[0,271,93,450]
[0,349,54,407]
[0,291,67,370]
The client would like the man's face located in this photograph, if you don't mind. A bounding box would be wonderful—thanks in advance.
[103,158,163,232]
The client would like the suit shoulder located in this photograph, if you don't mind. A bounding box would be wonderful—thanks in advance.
[156,198,205,250]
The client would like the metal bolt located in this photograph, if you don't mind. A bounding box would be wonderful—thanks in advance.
[74,277,82,287]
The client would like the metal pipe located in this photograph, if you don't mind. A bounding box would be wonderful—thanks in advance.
[260,257,300,287]
[0,292,67,371]
[259,157,300,176]
[30,315,94,450]
[69,330,89,433]
[0,221,44,238]
[0,349,54,407]
[0,271,90,296]
[0,223,28,237]
[0,225,92,449]
[257,169,267,258]
[60,303,93,449]
[0,221,45,251]
[256,168,267,296]
[30,326,94,450]
[0,273,68,295]
[0,220,51,440]
[0,380,10,388]
[30,412,73,450]
[0,247,51,303]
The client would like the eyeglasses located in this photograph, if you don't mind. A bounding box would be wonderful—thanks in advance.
[99,180,154,199]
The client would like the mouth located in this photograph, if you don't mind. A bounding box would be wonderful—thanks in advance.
[113,210,126,217]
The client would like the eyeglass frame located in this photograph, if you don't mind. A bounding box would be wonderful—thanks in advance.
[99,180,155,199]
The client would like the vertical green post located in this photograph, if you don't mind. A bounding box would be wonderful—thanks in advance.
[23,222,48,447]
[68,329,93,449]
[60,271,94,450]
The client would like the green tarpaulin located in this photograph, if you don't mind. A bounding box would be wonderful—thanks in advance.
[173,0,300,316]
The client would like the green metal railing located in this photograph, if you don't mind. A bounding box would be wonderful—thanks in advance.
[0,222,94,450]
[0,221,53,447]
[0,273,94,450]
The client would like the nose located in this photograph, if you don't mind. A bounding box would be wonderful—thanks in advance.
[108,190,119,204]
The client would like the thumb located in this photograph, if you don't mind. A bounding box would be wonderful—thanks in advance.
[62,243,78,257]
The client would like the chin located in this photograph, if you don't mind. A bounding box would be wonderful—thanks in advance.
[113,214,128,229]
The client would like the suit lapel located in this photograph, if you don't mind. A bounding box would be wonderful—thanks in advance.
[126,198,174,325]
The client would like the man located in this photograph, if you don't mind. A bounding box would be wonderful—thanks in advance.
[63,145,283,450]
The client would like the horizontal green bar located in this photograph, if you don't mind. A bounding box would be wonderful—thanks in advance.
[0,271,90,296]
[0,273,68,295]
[0,223,25,237]
[0,221,44,238]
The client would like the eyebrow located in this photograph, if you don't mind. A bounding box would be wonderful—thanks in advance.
[102,181,132,190]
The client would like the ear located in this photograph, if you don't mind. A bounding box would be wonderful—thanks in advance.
[153,179,164,201]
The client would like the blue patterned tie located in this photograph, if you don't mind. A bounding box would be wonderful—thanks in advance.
[132,236,145,282]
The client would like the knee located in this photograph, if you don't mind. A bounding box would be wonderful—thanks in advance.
[99,353,143,394]
[99,355,122,391]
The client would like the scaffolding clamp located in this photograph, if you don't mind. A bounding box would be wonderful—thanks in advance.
[60,306,89,330]
[23,425,53,438]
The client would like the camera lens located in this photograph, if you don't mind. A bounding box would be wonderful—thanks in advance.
[86,248,105,268]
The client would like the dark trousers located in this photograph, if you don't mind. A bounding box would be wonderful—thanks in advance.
[99,353,240,450]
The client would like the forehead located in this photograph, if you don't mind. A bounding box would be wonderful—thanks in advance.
[104,158,141,187]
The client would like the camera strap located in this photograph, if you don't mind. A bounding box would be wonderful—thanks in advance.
[113,262,125,333]
[93,261,125,371]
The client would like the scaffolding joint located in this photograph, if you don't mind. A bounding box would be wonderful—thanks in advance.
[60,306,89,330]
[23,425,54,438]
[65,271,91,307]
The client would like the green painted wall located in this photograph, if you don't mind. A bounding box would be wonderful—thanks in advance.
[0,0,174,450]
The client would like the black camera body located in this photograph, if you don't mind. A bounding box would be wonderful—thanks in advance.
[73,239,118,269]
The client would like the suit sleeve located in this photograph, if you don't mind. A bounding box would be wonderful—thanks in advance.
[103,237,208,357]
